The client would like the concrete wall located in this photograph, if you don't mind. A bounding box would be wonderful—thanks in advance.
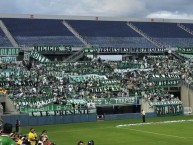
[181,84,193,114]
[181,85,189,108]
[0,95,19,114]
[141,99,154,113]
[181,84,193,112]
[1,113,97,127]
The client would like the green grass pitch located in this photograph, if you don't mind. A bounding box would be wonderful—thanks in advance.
[21,115,193,145]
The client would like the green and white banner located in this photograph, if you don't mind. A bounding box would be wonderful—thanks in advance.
[19,97,138,113]
[47,71,70,78]
[154,104,183,116]
[30,50,50,63]
[91,97,137,106]
[97,47,165,54]
[33,45,72,53]
[114,68,153,73]
[147,55,168,59]
[83,47,165,54]
[20,104,72,113]
[83,47,97,54]
[29,109,96,116]
[0,56,17,63]
[152,79,180,87]
[43,61,95,67]
[69,74,107,83]
[150,100,182,106]
[0,69,28,77]
[177,46,193,54]
[89,85,121,93]
[0,47,20,56]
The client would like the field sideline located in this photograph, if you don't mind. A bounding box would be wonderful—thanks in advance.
[21,115,193,145]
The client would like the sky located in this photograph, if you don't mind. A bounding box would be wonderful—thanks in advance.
[0,0,193,19]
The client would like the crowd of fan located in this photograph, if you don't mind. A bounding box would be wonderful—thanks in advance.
[0,122,55,145]
[0,54,192,111]
[0,122,95,145]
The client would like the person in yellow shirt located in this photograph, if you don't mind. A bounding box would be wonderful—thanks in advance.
[28,128,37,145]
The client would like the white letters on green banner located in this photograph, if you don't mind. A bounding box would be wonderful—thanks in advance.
[30,50,50,62]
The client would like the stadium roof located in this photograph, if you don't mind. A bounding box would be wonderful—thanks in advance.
[0,13,193,24]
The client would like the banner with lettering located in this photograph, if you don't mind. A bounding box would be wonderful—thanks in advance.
[117,62,144,69]
[154,104,183,116]
[97,47,165,54]
[151,79,180,87]
[69,74,107,83]
[150,100,182,106]
[33,45,72,53]
[90,97,137,106]
[146,55,168,59]
[19,97,138,113]
[177,46,193,54]
[0,47,20,56]
[47,71,70,78]
[89,85,121,93]
[29,109,96,116]
[0,69,28,77]
[114,68,154,73]
[42,61,96,67]
[83,47,97,54]
[0,56,17,63]
[30,50,50,63]
[19,104,71,113]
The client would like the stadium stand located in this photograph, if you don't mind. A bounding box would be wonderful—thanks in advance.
[0,28,12,47]
[1,18,84,47]
[181,23,193,32]
[0,56,183,116]
[131,22,193,47]
[0,15,193,121]
[66,20,156,48]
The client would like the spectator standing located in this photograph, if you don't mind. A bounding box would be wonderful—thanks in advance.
[141,109,146,123]
[15,120,20,133]
[27,128,37,145]
[40,130,48,142]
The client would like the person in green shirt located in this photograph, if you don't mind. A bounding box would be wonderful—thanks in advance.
[0,123,16,145]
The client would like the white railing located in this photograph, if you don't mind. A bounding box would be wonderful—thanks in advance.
[177,23,193,36]
[62,20,91,61]
[0,20,18,47]
[126,22,165,49]
[62,20,91,47]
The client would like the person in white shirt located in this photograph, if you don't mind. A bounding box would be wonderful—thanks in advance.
[141,109,146,123]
